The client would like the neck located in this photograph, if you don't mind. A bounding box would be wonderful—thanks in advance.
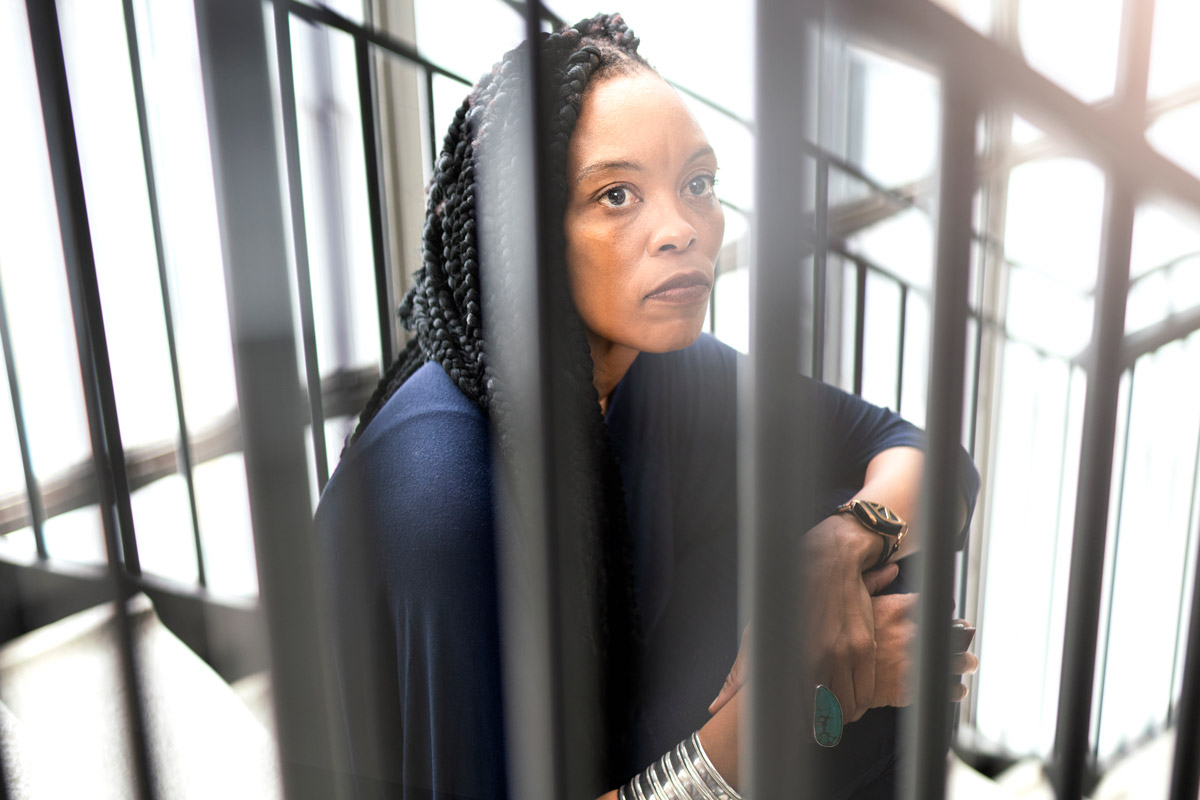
[587,333,639,415]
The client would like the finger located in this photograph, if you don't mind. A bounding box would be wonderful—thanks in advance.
[951,652,979,676]
[862,563,900,595]
[951,682,969,703]
[709,626,751,714]
[708,663,742,715]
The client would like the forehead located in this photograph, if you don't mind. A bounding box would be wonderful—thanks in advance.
[567,72,711,173]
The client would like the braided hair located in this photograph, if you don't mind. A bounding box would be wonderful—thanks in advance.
[347,12,652,787]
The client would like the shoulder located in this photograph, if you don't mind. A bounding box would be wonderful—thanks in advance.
[316,362,494,569]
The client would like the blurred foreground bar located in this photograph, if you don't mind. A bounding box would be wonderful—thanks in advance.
[192,0,339,796]
[744,0,817,797]
[901,79,976,800]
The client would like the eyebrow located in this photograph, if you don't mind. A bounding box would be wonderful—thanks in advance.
[575,159,643,184]
[574,146,717,184]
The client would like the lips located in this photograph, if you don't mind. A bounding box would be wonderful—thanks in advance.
[645,270,712,303]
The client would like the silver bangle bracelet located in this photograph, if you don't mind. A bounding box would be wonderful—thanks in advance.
[689,732,740,800]
[618,731,741,800]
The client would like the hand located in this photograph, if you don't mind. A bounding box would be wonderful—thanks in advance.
[871,596,979,708]
[795,515,895,722]
[708,561,899,715]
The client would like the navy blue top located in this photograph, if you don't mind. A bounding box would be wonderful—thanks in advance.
[316,333,979,800]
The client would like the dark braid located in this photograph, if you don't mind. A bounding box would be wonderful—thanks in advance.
[346,13,651,788]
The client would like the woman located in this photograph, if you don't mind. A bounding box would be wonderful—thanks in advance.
[316,13,979,800]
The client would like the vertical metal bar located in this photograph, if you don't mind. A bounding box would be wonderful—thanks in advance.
[191,1,338,796]
[121,0,206,586]
[966,262,987,458]
[274,3,330,492]
[356,36,396,371]
[1170,484,1200,800]
[486,2,600,798]
[23,1,156,797]
[0,681,9,800]
[1050,179,1136,800]
[0,268,47,559]
[901,78,977,800]
[853,260,866,396]
[25,0,142,575]
[1052,0,1152,792]
[812,156,829,381]
[895,282,907,414]
[1168,405,1200,726]
[1091,365,1136,761]
[745,0,816,797]
[1036,364,1076,720]
[424,70,437,171]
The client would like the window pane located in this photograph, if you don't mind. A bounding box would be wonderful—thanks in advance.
[1147,0,1200,101]
[975,345,1083,755]
[57,0,199,582]
[1019,0,1122,104]
[1095,339,1200,758]
[413,0,523,88]
[0,0,105,561]
[132,0,256,592]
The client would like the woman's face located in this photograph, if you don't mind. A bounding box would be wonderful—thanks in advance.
[564,71,725,358]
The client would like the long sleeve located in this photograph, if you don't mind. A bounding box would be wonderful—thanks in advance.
[316,363,507,800]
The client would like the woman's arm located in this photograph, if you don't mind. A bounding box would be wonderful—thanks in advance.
[595,691,743,800]
[603,589,978,800]
[710,443,972,721]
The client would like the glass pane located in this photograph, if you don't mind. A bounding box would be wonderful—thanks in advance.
[0,0,105,562]
[1096,340,1200,758]
[57,0,198,581]
[1147,0,1200,101]
[0,345,37,560]
[132,0,255,593]
[975,344,1082,755]
[1019,0,1122,103]
[860,271,901,412]
[845,207,935,291]
[1004,158,1104,358]
[1005,158,1105,293]
[195,454,258,597]
[413,0,524,88]
[291,21,384,377]
[900,290,930,425]
[130,475,198,584]
[1148,101,1200,179]
[849,46,939,189]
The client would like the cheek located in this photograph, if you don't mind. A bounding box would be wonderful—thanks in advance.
[566,222,640,316]
[702,205,726,256]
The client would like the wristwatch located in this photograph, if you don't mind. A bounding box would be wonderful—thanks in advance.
[835,499,908,570]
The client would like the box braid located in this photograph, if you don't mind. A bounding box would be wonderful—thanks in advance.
[346,13,651,786]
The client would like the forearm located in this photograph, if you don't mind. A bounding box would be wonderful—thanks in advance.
[851,445,924,565]
[598,691,742,800]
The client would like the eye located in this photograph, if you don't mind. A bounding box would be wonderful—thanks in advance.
[686,174,717,198]
[599,186,632,208]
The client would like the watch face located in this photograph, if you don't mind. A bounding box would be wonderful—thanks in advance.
[853,500,905,536]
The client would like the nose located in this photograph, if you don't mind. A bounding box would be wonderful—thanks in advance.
[649,200,698,254]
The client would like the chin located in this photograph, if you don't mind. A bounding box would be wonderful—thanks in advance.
[637,318,706,354]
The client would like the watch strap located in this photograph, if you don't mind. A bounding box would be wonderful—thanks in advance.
[835,499,907,570]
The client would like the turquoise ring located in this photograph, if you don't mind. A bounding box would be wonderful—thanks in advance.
[814,684,843,747]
